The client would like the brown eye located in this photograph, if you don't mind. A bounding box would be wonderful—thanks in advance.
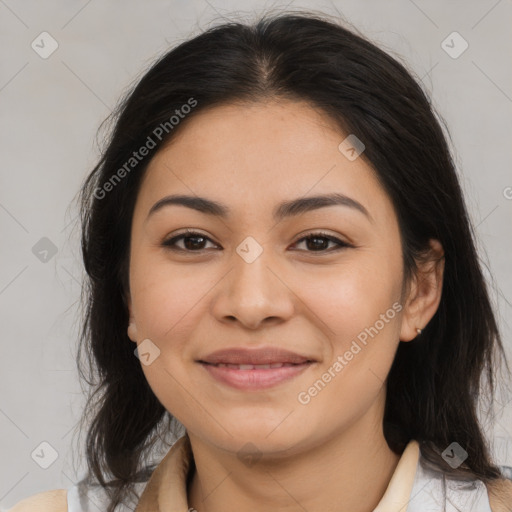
[162,231,218,252]
[162,230,351,254]
[291,232,351,253]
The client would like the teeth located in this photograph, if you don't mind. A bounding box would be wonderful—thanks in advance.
[214,363,297,370]
[239,364,257,370]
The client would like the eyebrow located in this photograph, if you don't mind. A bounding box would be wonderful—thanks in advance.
[146,193,373,223]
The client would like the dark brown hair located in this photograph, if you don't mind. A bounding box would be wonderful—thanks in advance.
[74,10,510,511]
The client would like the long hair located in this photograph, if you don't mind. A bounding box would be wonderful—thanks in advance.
[74,11,509,511]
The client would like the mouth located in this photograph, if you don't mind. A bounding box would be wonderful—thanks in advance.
[201,362,305,369]
[198,361,314,390]
[198,346,315,366]
[197,347,316,390]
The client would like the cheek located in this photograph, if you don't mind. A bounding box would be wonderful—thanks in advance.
[129,251,209,341]
[130,261,208,422]
[296,262,402,426]
[302,254,402,344]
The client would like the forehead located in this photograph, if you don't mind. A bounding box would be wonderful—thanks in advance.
[135,100,395,226]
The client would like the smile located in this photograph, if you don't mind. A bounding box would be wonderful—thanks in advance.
[209,362,298,369]
[199,361,314,390]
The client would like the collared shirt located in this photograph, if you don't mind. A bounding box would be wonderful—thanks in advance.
[63,434,509,512]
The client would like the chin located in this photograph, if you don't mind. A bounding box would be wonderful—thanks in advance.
[201,423,307,457]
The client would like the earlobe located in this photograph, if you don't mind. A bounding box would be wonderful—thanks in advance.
[126,294,138,343]
[127,320,138,342]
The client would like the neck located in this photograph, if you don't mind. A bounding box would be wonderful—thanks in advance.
[187,396,401,512]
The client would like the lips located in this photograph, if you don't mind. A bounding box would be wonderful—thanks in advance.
[211,362,297,370]
[198,347,314,366]
[197,347,316,390]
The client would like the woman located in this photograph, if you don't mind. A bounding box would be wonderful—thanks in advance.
[9,11,512,512]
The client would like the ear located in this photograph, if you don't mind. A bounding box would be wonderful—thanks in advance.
[125,292,139,343]
[399,239,445,342]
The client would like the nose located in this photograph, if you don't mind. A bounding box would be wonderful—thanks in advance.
[210,244,295,330]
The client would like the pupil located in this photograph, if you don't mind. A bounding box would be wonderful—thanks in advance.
[185,236,205,250]
[308,236,327,251]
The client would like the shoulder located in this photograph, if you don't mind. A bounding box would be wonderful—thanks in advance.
[487,477,512,512]
[7,489,67,511]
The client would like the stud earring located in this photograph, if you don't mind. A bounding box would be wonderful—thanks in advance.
[416,327,422,335]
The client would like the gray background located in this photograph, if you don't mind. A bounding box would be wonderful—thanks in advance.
[1,0,511,508]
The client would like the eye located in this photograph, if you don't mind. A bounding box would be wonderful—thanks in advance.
[162,230,352,253]
[291,231,352,253]
[162,230,219,252]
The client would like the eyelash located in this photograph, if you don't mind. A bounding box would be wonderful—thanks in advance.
[161,229,352,254]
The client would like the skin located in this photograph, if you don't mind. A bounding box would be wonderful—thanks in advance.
[126,99,445,512]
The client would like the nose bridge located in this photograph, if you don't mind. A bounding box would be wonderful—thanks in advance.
[212,235,294,328]
[233,241,272,299]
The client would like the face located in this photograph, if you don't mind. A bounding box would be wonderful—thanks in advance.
[126,100,416,457]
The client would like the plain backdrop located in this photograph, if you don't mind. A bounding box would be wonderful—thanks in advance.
[1,0,511,508]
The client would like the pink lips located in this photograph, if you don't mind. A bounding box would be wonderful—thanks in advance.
[198,347,315,391]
